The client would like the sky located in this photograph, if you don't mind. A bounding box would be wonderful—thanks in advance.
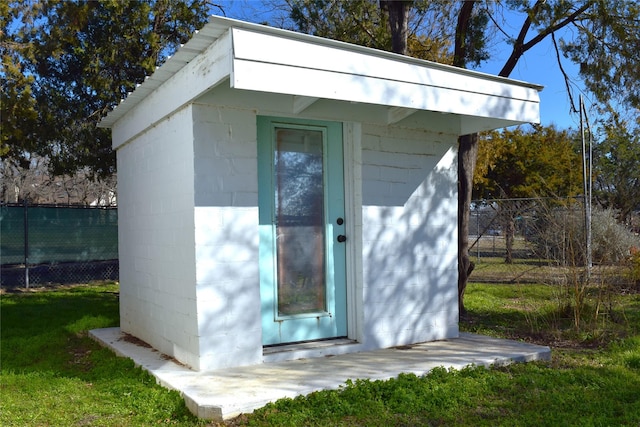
[475,23,588,131]
[214,0,592,131]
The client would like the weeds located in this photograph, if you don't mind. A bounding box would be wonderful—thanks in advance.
[629,247,640,287]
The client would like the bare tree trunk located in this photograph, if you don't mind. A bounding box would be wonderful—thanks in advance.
[380,0,411,54]
[454,1,476,318]
[457,133,478,316]
[505,215,515,264]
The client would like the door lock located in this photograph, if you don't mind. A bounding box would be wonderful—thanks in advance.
[337,235,347,243]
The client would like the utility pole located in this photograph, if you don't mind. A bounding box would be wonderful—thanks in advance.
[580,95,592,283]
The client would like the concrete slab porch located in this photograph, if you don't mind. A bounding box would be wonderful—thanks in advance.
[90,327,551,421]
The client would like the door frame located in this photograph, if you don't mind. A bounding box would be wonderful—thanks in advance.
[341,121,362,345]
[258,116,357,346]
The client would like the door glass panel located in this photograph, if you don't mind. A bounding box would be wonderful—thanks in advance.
[274,128,326,316]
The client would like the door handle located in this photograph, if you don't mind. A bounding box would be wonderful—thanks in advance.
[337,235,347,243]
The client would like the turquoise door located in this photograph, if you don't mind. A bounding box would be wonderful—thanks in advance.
[258,116,347,346]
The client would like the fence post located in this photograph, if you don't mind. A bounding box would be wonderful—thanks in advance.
[476,208,480,261]
[23,199,29,288]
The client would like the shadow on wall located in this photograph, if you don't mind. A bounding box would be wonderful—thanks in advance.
[349,65,535,349]
[186,57,534,358]
[362,137,458,349]
[193,206,262,367]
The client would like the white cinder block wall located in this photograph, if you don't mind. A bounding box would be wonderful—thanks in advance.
[117,95,459,371]
[116,106,201,369]
[192,104,262,371]
[360,124,459,349]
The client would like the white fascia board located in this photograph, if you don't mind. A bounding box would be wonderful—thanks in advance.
[108,31,233,149]
[460,117,527,135]
[230,28,541,127]
[387,107,418,125]
[292,96,320,114]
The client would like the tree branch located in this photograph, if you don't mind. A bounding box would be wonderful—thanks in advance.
[551,31,579,114]
[349,10,382,47]
[499,1,593,77]
[484,5,512,41]
[498,0,542,77]
[454,0,475,67]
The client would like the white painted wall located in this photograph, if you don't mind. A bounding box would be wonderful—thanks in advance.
[116,91,459,370]
[192,104,262,370]
[360,124,459,349]
[116,106,201,369]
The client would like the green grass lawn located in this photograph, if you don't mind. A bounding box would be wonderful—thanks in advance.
[0,283,204,426]
[1,282,639,426]
[469,254,637,288]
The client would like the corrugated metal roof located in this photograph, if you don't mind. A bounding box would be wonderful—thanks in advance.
[98,17,228,128]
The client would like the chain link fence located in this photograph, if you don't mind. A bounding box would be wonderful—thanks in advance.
[470,197,602,262]
[1,203,118,288]
[469,199,536,261]
[468,197,640,284]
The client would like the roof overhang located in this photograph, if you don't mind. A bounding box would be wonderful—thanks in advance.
[99,16,542,147]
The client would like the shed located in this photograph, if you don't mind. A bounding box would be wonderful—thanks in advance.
[99,15,542,371]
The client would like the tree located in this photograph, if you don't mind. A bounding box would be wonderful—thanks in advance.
[453,0,639,315]
[453,0,490,316]
[287,0,391,50]
[1,0,214,177]
[379,0,412,54]
[0,1,41,168]
[561,1,640,117]
[285,0,455,62]
[473,125,583,262]
[475,126,583,201]
[593,116,640,225]
[0,155,117,205]
[282,0,640,316]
